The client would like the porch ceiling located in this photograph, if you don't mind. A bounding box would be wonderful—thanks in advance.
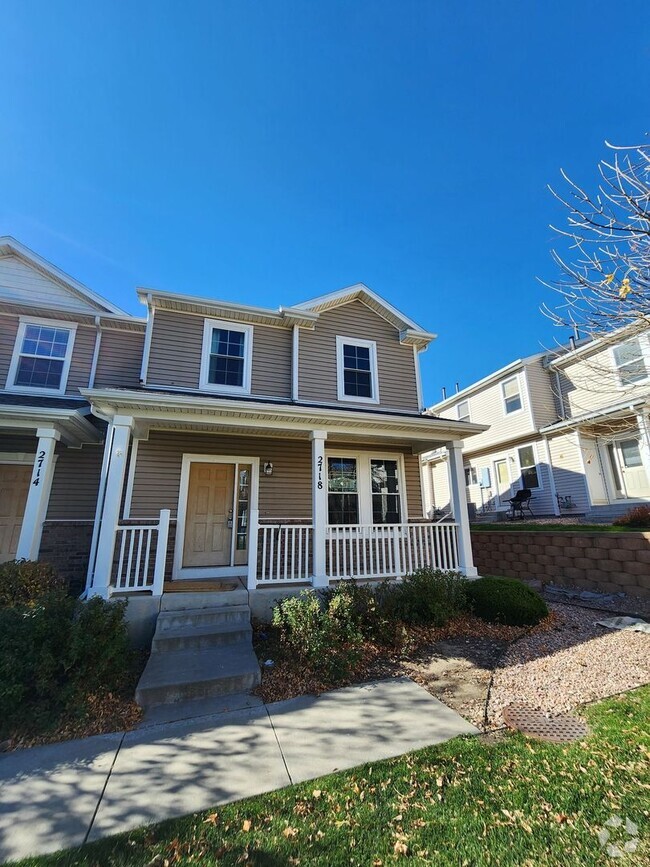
[82,387,487,447]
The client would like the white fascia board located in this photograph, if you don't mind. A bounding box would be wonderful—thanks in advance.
[81,387,489,440]
[294,283,429,333]
[0,236,127,316]
[0,405,102,445]
[136,287,319,328]
[428,353,546,414]
[539,396,649,434]
[546,323,649,370]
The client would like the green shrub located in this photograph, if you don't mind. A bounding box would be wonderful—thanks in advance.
[0,594,135,737]
[0,559,67,608]
[613,505,650,528]
[272,588,364,682]
[388,568,469,627]
[466,576,548,627]
[321,580,401,645]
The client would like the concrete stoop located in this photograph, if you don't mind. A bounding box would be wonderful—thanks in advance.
[135,592,261,710]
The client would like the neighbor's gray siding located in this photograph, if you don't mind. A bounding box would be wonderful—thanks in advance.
[525,360,558,428]
[298,299,420,412]
[47,443,103,520]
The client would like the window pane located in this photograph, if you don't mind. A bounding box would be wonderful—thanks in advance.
[342,342,374,397]
[619,358,647,385]
[619,439,643,468]
[503,378,519,399]
[458,401,470,421]
[328,458,357,492]
[518,446,535,467]
[343,369,372,397]
[505,395,522,413]
[209,354,244,386]
[521,466,539,489]
[613,340,642,367]
[20,325,70,361]
[212,328,245,358]
[15,356,64,388]
[372,494,401,524]
[328,493,359,524]
[371,459,401,524]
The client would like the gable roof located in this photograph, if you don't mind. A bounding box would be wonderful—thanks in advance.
[0,236,127,316]
[295,283,437,350]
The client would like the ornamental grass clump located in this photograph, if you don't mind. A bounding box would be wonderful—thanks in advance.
[466,576,548,627]
[613,504,650,529]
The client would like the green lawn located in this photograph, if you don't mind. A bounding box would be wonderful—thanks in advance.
[16,687,649,867]
[471,522,642,532]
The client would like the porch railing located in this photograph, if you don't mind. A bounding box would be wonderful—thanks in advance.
[112,509,170,596]
[326,522,459,581]
[258,524,313,583]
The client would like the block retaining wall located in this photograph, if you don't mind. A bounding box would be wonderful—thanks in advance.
[471,530,650,599]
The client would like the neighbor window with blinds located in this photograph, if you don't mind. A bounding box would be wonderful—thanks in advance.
[336,336,379,403]
[200,318,253,394]
[327,454,404,525]
[501,375,522,414]
[613,338,648,386]
[457,400,470,422]
[7,318,76,394]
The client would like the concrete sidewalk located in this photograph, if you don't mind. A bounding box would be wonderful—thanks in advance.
[0,678,477,864]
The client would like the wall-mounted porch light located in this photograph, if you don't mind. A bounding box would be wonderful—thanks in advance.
[263,462,274,476]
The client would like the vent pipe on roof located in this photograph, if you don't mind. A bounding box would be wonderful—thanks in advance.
[441,386,447,400]
[455,382,460,393]
[573,324,580,341]
[569,336,576,351]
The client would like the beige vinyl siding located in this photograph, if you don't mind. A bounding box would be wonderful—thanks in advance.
[557,335,650,418]
[298,300,420,412]
[66,325,95,394]
[0,314,19,387]
[427,460,451,514]
[94,328,146,388]
[129,431,424,522]
[525,360,558,428]
[147,309,292,398]
[439,371,535,454]
[47,443,103,519]
[0,254,104,314]
[547,432,590,512]
[130,430,312,521]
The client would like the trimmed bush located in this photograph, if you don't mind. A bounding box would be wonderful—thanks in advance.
[613,505,650,529]
[0,594,136,738]
[466,576,548,627]
[272,588,364,682]
[387,568,469,627]
[0,559,67,608]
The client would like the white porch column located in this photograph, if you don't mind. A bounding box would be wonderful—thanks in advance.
[16,428,60,560]
[446,440,478,577]
[310,429,328,587]
[89,417,133,599]
[636,411,650,483]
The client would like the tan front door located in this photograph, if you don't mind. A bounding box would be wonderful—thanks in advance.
[0,464,31,562]
[182,462,235,568]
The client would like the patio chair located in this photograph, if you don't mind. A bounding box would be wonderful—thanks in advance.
[507,488,534,520]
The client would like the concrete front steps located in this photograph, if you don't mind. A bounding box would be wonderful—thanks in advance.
[135,589,261,711]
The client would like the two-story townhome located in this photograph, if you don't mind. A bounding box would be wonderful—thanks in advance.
[0,238,487,613]
[423,326,650,522]
[0,238,146,586]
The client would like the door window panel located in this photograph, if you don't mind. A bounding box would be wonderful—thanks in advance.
[370,459,402,524]
[328,458,359,524]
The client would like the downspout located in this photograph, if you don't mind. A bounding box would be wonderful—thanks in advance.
[541,435,561,516]
[292,325,299,402]
[140,294,154,385]
[555,370,566,419]
[88,316,102,388]
[84,423,115,595]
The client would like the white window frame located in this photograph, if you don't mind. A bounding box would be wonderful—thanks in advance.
[6,316,77,396]
[501,374,523,416]
[516,442,543,491]
[457,400,470,422]
[336,336,380,404]
[464,465,478,486]
[611,336,649,388]
[325,451,408,525]
[199,318,253,395]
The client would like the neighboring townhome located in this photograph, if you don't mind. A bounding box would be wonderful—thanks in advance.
[0,237,146,587]
[0,238,488,610]
[422,325,650,523]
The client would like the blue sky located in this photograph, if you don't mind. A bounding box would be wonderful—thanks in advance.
[1,1,648,405]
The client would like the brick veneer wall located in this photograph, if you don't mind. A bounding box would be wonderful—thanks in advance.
[472,530,650,599]
[39,521,94,596]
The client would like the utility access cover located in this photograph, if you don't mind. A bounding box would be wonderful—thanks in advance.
[502,704,589,743]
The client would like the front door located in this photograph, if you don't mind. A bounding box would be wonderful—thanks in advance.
[183,462,235,568]
[494,459,511,507]
[0,464,31,562]
[609,438,650,499]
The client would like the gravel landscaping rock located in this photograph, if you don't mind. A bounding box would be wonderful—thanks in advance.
[486,602,650,729]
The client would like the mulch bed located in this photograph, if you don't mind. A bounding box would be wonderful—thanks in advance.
[252,613,559,708]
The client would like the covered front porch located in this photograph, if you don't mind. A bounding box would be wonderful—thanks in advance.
[82,389,485,598]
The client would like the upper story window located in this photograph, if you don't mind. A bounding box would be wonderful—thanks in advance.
[336,336,379,404]
[457,400,470,422]
[613,338,647,386]
[199,318,253,394]
[517,445,540,489]
[6,317,76,395]
[501,375,522,414]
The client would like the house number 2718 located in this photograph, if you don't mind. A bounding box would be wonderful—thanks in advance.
[317,455,323,489]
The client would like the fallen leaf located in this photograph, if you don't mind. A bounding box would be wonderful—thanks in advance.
[394,841,409,856]
[312,789,322,799]
[283,827,299,839]
[242,819,252,832]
